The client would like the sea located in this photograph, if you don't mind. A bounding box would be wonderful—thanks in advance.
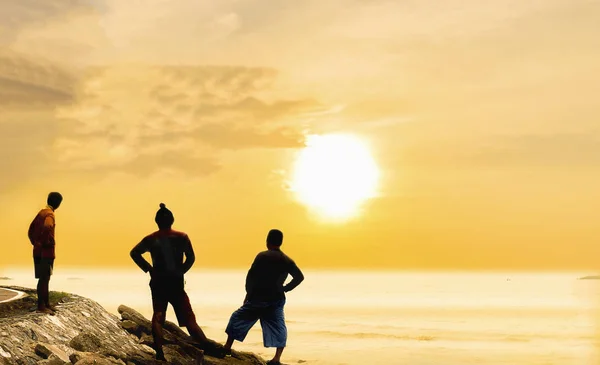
[1,268,598,365]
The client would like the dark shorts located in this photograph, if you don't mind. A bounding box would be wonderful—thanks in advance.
[225,299,287,348]
[34,257,54,279]
[150,276,196,327]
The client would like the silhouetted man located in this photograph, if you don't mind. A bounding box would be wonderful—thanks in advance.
[224,229,304,365]
[28,192,63,315]
[130,203,210,361]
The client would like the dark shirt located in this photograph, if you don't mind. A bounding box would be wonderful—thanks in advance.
[130,229,195,279]
[28,206,56,259]
[245,248,304,302]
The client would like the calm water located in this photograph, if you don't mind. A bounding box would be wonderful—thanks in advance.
[1,268,598,365]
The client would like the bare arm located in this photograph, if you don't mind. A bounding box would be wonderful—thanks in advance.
[130,238,152,273]
[181,235,195,274]
[283,259,304,293]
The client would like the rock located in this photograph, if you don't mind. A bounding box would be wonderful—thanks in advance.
[125,356,167,365]
[117,306,151,335]
[70,352,127,365]
[47,354,70,365]
[164,343,204,364]
[34,343,70,363]
[138,333,154,347]
[0,286,267,365]
[68,333,128,361]
[72,353,124,365]
[117,306,234,360]
[119,321,141,337]
[68,333,102,353]
[69,352,85,364]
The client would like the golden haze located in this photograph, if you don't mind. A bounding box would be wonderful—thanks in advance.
[0,0,599,270]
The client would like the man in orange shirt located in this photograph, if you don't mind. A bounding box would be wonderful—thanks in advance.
[28,192,63,315]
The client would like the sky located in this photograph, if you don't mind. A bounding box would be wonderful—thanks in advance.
[0,0,599,270]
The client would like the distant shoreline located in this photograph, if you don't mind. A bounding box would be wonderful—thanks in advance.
[578,275,600,280]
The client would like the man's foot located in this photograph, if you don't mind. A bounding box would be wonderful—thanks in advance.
[155,349,166,361]
[199,341,228,358]
[266,360,282,365]
[212,346,229,359]
[36,307,55,316]
[47,305,58,312]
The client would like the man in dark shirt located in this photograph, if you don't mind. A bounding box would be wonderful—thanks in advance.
[130,203,210,361]
[28,192,62,315]
[223,229,304,365]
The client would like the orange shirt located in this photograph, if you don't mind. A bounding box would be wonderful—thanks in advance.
[28,206,56,259]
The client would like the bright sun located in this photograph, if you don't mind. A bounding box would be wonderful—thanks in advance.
[291,134,379,221]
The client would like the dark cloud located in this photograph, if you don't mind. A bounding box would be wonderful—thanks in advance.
[0,77,73,107]
[0,51,76,107]
[0,49,75,192]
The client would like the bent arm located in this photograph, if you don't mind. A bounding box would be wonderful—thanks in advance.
[41,215,55,248]
[245,256,260,294]
[283,261,304,293]
[130,239,152,273]
[181,235,195,274]
[28,218,36,245]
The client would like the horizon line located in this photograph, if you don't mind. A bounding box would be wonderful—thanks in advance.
[0,265,594,275]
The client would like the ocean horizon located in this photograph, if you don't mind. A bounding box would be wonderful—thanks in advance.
[1,268,598,365]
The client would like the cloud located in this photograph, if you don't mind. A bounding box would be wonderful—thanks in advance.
[0,0,92,36]
[0,50,76,107]
[0,48,75,192]
[3,0,595,188]
[0,0,331,183]
[50,65,322,177]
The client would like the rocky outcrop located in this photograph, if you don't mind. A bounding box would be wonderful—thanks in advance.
[0,287,265,365]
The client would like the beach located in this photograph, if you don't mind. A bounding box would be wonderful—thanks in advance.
[1,269,596,365]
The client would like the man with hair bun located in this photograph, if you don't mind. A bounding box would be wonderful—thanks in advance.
[130,203,219,361]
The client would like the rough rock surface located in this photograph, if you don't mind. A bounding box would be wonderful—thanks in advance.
[0,287,266,365]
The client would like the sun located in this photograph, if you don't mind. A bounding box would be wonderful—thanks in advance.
[290,134,379,221]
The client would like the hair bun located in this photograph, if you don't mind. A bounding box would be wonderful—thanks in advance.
[159,203,166,209]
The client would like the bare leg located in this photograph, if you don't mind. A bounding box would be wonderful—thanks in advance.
[186,321,209,343]
[152,311,167,360]
[223,335,234,351]
[271,347,284,363]
[45,277,57,311]
[187,321,229,358]
[36,277,54,315]
[36,278,46,309]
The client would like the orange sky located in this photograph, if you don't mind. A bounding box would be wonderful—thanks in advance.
[0,0,599,270]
